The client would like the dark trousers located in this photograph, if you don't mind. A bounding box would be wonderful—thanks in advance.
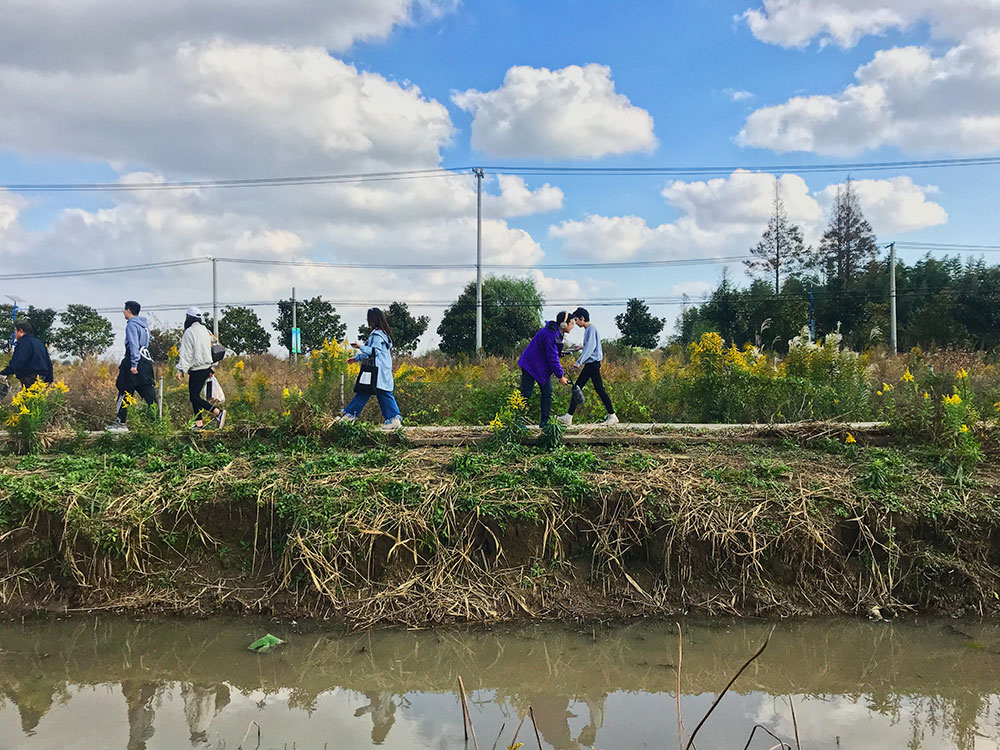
[569,361,614,415]
[116,383,156,423]
[519,368,553,427]
[188,369,216,416]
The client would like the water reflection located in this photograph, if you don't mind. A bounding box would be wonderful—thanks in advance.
[0,617,997,749]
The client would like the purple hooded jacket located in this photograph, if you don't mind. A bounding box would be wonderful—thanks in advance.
[518,321,565,384]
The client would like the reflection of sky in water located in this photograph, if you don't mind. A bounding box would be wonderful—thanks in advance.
[1,685,998,750]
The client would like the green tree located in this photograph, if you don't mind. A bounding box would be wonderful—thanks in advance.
[437,276,543,356]
[0,305,58,350]
[53,304,115,359]
[273,296,345,355]
[615,298,665,348]
[358,301,429,356]
[148,324,182,363]
[218,306,271,355]
[745,178,809,293]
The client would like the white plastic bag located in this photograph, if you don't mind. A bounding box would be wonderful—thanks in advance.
[201,375,226,403]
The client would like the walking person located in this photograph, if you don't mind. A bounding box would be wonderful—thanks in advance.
[107,301,156,432]
[517,312,573,427]
[339,307,402,430]
[175,307,226,431]
[0,321,53,388]
[558,308,617,426]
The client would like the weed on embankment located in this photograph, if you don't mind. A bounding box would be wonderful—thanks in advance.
[2,429,1000,626]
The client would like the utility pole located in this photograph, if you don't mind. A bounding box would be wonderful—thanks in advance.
[291,286,298,365]
[211,257,219,338]
[887,242,897,354]
[473,167,485,354]
[808,287,814,342]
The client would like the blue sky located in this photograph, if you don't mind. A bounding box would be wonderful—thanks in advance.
[0,0,998,350]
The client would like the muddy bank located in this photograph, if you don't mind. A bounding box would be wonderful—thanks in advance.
[1,434,999,626]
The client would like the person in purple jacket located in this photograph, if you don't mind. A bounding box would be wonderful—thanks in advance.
[517,311,573,427]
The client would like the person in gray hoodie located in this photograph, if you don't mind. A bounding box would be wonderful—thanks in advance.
[107,301,156,432]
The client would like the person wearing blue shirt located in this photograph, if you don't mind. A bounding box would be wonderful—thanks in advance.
[339,307,402,430]
[558,307,617,426]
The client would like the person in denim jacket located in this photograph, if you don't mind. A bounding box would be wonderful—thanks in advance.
[339,307,402,430]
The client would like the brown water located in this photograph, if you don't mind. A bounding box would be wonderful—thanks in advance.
[0,617,998,750]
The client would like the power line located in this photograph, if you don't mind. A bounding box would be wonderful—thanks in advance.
[0,257,207,280]
[213,254,755,271]
[6,155,1000,192]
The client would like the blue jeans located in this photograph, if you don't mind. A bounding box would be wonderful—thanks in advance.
[343,389,401,423]
[519,368,553,427]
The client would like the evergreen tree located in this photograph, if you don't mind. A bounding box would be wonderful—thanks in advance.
[615,298,665,348]
[358,301,429,356]
[53,304,115,359]
[218,306,271,355]
[745,178,808,293]
[273,297,345,355]
[437,276,543,356]
[818,178,878,288]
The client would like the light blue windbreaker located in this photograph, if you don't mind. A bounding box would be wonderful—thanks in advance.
[576,324,603,366]
[354,329,394,392]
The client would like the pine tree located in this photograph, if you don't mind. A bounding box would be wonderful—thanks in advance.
[745,178,808,293]
[818,178,878,289]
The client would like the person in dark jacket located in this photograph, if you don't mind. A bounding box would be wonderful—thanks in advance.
[0,321,53,387]
[107,301,156,432]
[516,311,573,427]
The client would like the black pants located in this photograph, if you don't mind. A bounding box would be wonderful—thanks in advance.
[519,368,553,427]
[569,361,614,415]
[188,369,216,416]
[116,383,156,423]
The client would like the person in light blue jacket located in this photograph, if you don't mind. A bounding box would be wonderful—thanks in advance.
[558,307,617,426]
[339,307,402,430]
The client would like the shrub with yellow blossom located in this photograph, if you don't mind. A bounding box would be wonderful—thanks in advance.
[5,379,70,453]
[307,338,351,410]
[488,390,528,446]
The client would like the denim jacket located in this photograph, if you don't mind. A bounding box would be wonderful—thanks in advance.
[354,329,394,392]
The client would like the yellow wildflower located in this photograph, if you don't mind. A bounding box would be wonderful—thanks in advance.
[232,359,245,373]
[168,345,179,358]
[901,368,914,383]
[882,382,893,392]
[877,390,883,397]
[5,414,19,427]
[506,391,528,411]
[281,409,291,417]
[282,387,291,399]
[924,392,931,400]
[957,368,969,379]
[943,393,962,406]
[489,414,505,430]
[960,424,970,433]
[845,433,856,444]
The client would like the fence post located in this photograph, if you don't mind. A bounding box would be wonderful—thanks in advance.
[158,377,164,419]
[340,373,345,408]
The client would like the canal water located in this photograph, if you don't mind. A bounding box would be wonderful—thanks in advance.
[0,616,997,749]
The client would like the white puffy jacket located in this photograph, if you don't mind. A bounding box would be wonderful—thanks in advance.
[176,321,214,373]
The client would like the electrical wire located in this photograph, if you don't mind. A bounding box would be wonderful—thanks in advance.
[6,155,1000,192]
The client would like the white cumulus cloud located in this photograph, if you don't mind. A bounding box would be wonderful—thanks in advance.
[741,0,1000,49]
[550,170,945,262]
[452,64,657,159]
[738,30,1000,155]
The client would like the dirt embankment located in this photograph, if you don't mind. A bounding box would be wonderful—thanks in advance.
[2,434,999,627]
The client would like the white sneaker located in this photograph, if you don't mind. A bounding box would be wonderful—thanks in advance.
[105,421,129,433]
[381,416,402,431]
[337,414,357,423]
[602,413,619,426]
[556,414,573,426]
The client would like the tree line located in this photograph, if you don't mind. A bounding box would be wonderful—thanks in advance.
[679,177,1000,351]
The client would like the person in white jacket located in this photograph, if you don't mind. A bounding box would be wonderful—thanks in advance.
[175,307,226,431]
